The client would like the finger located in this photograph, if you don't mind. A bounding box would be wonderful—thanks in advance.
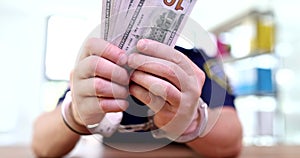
[153,109,176,128]
[75,55,129,85]
[128,53,186,89]
[75,97,128,125]
[129,83,166,113]
[130,70,181,106]
[136,39,206,96]
[74,77,129,99]
[97,98,129,112]
[80,38,127,66]
[136,39,195,75]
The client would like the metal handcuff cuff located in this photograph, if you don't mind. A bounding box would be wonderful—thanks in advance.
[61,91,208,143]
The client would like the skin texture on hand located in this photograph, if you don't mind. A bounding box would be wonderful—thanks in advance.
[70,37,206,137]
[31,37,243,157]
[70,38,130,126]
[127,39,206,136]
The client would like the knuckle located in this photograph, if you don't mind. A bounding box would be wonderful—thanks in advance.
[104,42,120,55]
[172,51,185,64]
[76,56,99,78]
[164,65,177,79]
[197,70,206,86]
[98,100,107,112]
[103,42,114,53]
[84,38,98,51]
[87,56,99,72]
[164,83,173,97]
[118,87,129,98]
[94,78,106,95]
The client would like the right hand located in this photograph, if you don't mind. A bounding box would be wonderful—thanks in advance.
[70,38,130,126]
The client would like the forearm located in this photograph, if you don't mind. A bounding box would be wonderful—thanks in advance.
[31,106,80,157]
[186,107,243,158]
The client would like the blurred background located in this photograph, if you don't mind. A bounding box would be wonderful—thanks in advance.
[0,0,299,147]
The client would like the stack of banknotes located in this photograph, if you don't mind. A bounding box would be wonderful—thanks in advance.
[100,0,197,53]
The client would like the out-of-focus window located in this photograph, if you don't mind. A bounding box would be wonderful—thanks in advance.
[45,15,95,81]
[44,15,97,111]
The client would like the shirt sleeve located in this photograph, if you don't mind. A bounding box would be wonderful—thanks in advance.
[175,46,236,109]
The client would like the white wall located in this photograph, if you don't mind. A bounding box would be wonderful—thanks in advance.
[0,8,46,144]
[271,0,300,144]
[0,0,101,145]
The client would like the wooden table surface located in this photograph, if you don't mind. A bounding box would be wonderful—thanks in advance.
[1,142,300,158]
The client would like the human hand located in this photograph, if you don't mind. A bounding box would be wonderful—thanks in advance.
[70,38,130,126]
[127,39,206,138]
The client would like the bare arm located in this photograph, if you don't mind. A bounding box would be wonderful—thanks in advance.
[128,39,243,157]
[31,105,80,157]
[31,38,130,157]
[186,107,243,158]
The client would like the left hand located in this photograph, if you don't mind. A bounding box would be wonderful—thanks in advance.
[128,39,206,138]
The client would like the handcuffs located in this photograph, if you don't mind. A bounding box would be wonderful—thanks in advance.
[61,91,208,143]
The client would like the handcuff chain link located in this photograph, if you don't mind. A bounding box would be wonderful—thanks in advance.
[118,119,154,133]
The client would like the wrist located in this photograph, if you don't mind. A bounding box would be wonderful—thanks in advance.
[61,91,91,135]
[150,98,208,143]
[182,111,200,135]
[175,98,208,143]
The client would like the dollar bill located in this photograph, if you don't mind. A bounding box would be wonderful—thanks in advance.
[100,0,112,40]
[101,0,122,40]
[105,0,140,43]
[119,0,138,18]
[101,0,197,54]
